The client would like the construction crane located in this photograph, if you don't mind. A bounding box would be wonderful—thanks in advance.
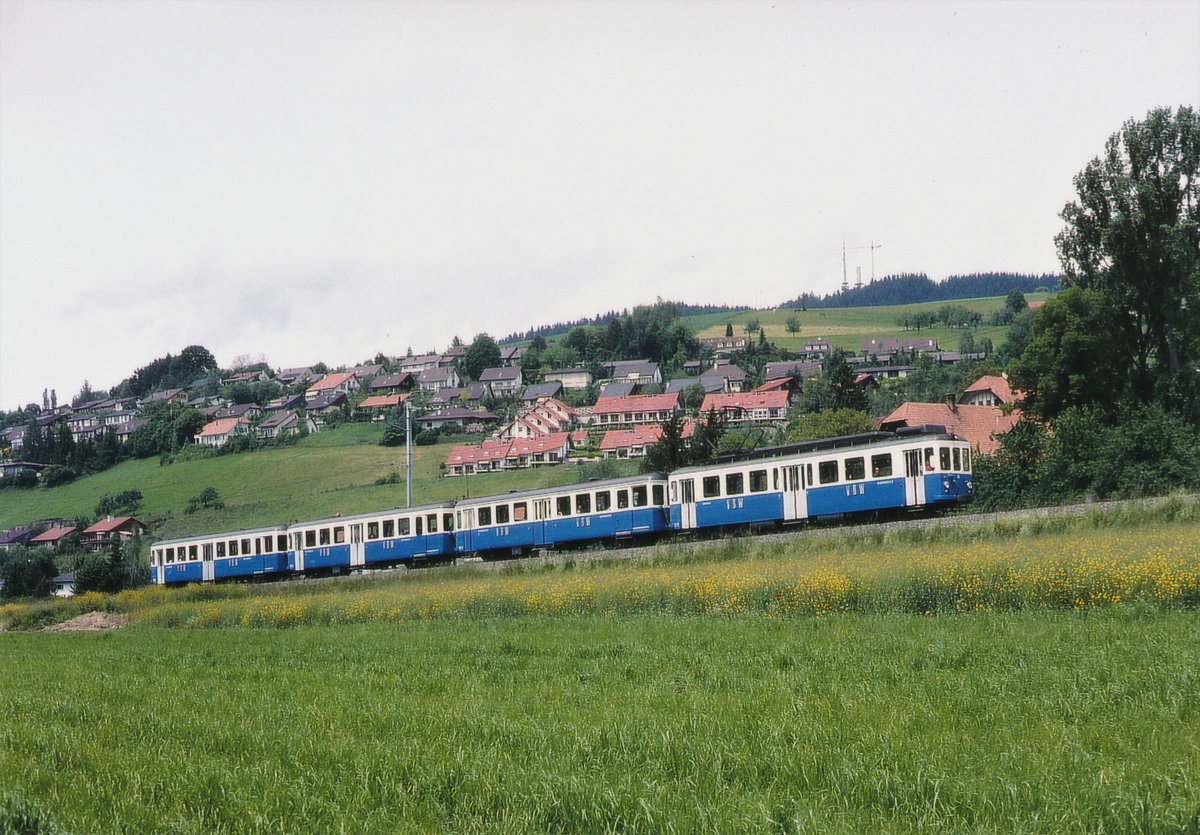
[842,240,884,291]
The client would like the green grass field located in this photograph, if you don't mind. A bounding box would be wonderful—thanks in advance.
[2,612,1197,834]
[2,501,1198,833]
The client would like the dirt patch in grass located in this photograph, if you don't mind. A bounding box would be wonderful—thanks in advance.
[44,611,128,632]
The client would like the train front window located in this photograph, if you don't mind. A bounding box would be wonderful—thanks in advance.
[963,448,971,472]
[940,448,951,471]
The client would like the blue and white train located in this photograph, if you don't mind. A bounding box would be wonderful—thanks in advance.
[150,426,972,584]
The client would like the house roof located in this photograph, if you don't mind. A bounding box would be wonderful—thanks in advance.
[31,526,77,544]
[599,426,663,451]
[306,392,346,410]
[592,394,680,414]
[306,372,358,393]
[605,360,659,378]
[357,394,404,410]
[197,417,248,437]
[520,382,564,401]
[764,361,822,380]
[258,410,300,429]
[597,381,638,399]
[418,366,457,383]
[960,375,1018,404]
[753,378,792,393]
[83,516,145,534]
[479,367,522,382]
[417,408,499,423]
[369,372,414,390]
[876,402,1022,455]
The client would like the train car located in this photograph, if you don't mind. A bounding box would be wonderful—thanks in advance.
[668,426,972,533]
[150,525,290,584]
[454,473,670,557]
[286,502,456,573]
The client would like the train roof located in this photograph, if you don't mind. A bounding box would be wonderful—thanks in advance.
[290,500,457,528]
[454,471,666,507]
[153,524,289,548]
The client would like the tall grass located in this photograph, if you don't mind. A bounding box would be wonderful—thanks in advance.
[2,612,1197,833]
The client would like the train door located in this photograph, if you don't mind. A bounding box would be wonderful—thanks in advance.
[904,449,926,506]
[678,477,697,530]
[781,464,807,521]
[349,523,365,567]
[534,498,551,546]
[293,532,306,571]
[202,543,215,582]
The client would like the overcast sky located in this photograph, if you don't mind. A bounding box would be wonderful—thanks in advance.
[1,0,1197,410]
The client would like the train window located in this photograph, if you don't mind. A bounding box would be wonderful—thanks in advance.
[818,461,838,484]
[303,530,314,548]
[940,448,951,471]
[617,490,630,509]
[496,505,509,524]
[773,469,779,490]
[367,522,379,540]
[703,476,721,498]
[653,485,664,505]
[231,540,240,556]
[806,464,814,486]
[633,485,648,507]
[749,470,768,493]
[398,518,409,536]
[216,541,226,558]
[576,494,591,514]
[426,515,437,534]
[443,513,454,532]
[383,519,395,538]
[278,535,288,551]
[596,491,611,512]
[726,472,744,495]
[165,548,173,563]
[924,448,935,471]
[845,457,865,481]
[557,496,571,517]
[871,454,893,478]
[670,482,677,503]
[416,517,423,536]
[242,539,252,554]
[479,507,492,526]
[513,503,527,522]
[963,448,971,471]
[333,527,345,544]
[953,448,961,470]
[319,528,330,546]
[190,545,198,560]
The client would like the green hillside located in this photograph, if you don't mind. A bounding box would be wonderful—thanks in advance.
[2,293,1041,541]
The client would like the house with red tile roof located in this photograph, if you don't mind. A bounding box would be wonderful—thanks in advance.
[599,421,695,459]
[82,516,147,549]
[876,401,1022,456]
[355,394,407,418]
[958,375,1019,408]
[306,371,360,397]
[195,417,251,447]
[592,394,679,427]
[701,391,790,424]
[30,526,77,551]
[442,433,572,476]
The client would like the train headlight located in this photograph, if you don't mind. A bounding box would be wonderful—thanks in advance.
[942,479,951,492]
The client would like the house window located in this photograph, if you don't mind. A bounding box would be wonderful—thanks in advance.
[871,454,893,478]
[818,461,838,484]
[845,457,865,481]
[703,476,721,498]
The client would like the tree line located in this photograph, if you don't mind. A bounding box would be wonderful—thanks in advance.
[785,272,1059,310]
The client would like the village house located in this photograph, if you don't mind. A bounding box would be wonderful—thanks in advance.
[195,417,252,447]
[416,407,500,433]
[417,365,462,392]
[478,366,523,397]
[958,375,1018,408]
[764,360,822,382]
[876,400,1022,456]
[398,353,442,374]
[81,516,147,550]
[29,526,77,551]
[306,372,360,398]
[702,361,747,393]
[496,398,579,440]
[701,391,790,425]
[602,360,662,387]
[367,372,415,395]
[355,394,407,420]
[520,382,564,403]
[599,426,674,459]
[428,384,489,409]
[276,367,314,386]
[216,403,263,422]
[305,392,348,417]
[592,393,679,427]
[542,368,594,390]
[257,409,318,439]
[443,433,573,476]
[699,335,749,354]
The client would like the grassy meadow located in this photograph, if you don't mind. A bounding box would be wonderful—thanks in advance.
[2,498,1199,833]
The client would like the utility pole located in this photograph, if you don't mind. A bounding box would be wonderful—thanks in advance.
[405,398,413,508]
